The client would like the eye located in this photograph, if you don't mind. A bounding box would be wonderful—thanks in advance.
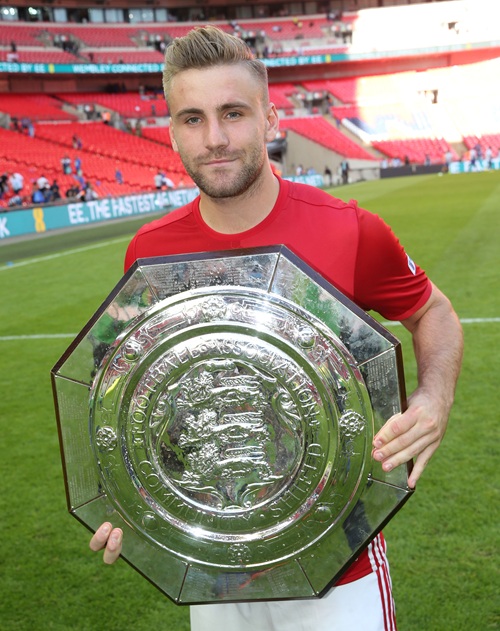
[185,116,201,125]
[226,111,242,120]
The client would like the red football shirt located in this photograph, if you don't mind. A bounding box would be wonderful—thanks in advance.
[124,176,431,584]
[126,177,430,321]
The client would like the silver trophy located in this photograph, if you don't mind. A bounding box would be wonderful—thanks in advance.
[51,246,413,604]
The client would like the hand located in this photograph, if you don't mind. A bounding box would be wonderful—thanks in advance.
[374,283,463,489]
[371,389,448,489]
[89,522,123,564]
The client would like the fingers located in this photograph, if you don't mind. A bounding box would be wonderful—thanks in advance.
[408,445,436,489]
[372,405,444,486]
[103,528,123,565]
[89,522,123,565]
[89,522,112,551]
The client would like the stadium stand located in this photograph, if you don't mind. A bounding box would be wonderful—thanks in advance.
[463,134,500,155]
[371,138,458,164]
[0,122,191,208]
[1,3,499,211]
[280,116,376,161]
[3,50,80,64]
[268,83,300,111]
[0,16,351,64]
[56,92,168,119]
[0,94,78,122]
[81,50,165,64]
[33,121,186,175]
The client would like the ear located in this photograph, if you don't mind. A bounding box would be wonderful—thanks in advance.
[265,103,280,143]
[169,123,179,153]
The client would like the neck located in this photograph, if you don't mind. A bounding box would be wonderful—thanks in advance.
[199,169,279,234]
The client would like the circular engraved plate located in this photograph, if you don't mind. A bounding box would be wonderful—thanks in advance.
[90,286,373,570]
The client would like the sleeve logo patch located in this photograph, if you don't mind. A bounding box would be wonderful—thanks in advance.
[407,254,417,275]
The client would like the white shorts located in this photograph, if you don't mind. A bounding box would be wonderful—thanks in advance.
[190,542,396,631]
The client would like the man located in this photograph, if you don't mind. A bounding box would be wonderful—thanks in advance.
[340,158,349,184]
[90,26,463,631]
[154,170,164,190]
[9,171,24,195]
[36,174,50,194]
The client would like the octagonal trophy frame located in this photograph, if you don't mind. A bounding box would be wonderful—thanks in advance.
[51,245,413,605]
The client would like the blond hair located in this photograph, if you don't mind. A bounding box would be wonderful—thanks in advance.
[163,26,269,105]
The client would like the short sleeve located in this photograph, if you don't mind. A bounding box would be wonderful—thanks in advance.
[353,209,432,320]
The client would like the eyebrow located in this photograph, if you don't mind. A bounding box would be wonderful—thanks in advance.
[173,101,251,121]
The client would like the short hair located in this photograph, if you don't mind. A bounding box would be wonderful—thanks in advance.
[163,26,269,105]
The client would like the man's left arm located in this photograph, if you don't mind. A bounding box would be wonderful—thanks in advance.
[372,282,463,488]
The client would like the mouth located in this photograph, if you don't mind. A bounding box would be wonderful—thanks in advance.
[201,155,239,167]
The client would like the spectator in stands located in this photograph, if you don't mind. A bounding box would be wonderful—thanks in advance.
[9,172,24,195]
[74,156,82,176]
[154,171,164,190]
[36,175,50,194]
[20,117,32,135]
[424,154,431,167]
[90,29,463,631]
[49,180,62,202]
[0,173,8,199]
[404,155,410,166]
[7,193,23,208]
[72,134,83,150]
[115,168,123,185]
[65,184,80,199]
[84,104,96,120]
[7,41,19,63]
[83,182,99,202]
[61,155,72,175]
[31,182,47,204]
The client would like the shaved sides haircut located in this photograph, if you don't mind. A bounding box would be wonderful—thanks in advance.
[163,26,269,106]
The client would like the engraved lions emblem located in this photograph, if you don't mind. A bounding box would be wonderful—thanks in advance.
[155,358,303,510]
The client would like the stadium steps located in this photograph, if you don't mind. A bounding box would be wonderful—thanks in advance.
[329,116,385,159]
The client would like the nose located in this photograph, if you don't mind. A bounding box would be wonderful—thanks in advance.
[204,118,229,151]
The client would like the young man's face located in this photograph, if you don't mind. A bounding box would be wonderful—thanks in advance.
[168,63,278,199]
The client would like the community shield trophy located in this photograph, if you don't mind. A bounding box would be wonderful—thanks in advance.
[51,245,413,605]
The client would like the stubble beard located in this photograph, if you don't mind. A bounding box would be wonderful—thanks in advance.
[180,143,267,200]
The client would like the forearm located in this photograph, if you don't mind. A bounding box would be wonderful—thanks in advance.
[406,284,463,414]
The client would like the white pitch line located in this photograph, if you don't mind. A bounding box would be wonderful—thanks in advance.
[0,334,77,341]
[460,317,500,324]
[0,236,129,271]
[1,318,499,342]
[383,317,500,327]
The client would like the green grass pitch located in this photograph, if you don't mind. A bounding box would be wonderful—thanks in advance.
[0,171,498,630]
